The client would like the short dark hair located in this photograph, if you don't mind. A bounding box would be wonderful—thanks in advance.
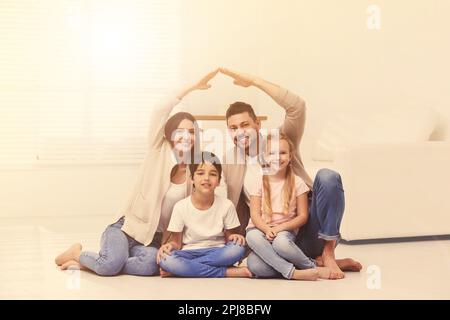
[189,151,222,181]
[225,101,257,122]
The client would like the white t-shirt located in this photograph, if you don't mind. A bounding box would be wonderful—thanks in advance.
[168,195,240,250]
[243,155,262,207]
[157,181,187,233]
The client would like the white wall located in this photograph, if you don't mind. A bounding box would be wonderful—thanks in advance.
[2,0,450,218]
[178,0,450,142]
[0,166,139,218]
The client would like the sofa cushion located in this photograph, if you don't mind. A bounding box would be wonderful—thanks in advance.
[312,106,438,161]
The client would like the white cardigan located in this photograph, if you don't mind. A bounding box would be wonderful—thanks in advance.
[112,95,193,246]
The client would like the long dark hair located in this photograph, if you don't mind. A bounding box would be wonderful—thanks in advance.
[164,112,201,164]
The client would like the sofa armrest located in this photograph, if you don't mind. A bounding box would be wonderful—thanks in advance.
[332,142,450,240]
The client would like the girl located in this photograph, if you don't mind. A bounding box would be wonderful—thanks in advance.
[157,152,252,278]
[54,70,219,276]
[246,133,331,280]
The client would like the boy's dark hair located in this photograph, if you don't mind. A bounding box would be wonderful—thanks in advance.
[189,151,222,181]
[225,101,257,122]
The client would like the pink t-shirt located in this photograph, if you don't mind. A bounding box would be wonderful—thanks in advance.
[246,174,310,230]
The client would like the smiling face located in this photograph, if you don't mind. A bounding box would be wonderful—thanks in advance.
[171,119,196,153]
[192,162,220,194]
[263,138,292,175]
[227,112,260,152]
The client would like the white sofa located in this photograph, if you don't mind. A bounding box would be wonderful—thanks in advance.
[308,106,450,242]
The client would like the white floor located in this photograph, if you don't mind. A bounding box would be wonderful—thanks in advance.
[1,215,449,300]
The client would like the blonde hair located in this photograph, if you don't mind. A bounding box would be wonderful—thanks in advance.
[262,132,295,217]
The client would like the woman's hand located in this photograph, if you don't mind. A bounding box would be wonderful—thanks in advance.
[193,68,219,90]
[220,67,256,87]
[228,233,246,246]
[177,69,219,100]
[157,243,174,264]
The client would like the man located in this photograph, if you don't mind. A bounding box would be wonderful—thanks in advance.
[220,68,362,279]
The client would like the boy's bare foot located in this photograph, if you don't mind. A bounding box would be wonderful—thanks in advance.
[225,266,253,278]
[316,256,363,272]
[55,243,82,266]
[159,268,173,278]
[291,268,319,281]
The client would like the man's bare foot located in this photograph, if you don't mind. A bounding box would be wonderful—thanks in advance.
[291,268,319,281]
[159,268,173,278]
[335,258,363,272]
[55,243,82,266]
[225,266,253,278]
[60,260,86,271]
[316,256,363,272]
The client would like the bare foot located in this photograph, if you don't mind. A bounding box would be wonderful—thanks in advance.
[316,267,332,279]
[336,258,363,272]
[55,243,82,266]
[225,266,253,278]
[321,256,345,280]
[159,268,173,278]
[291,268,319,281]
[60,260,86,271]
[316,256,362,272]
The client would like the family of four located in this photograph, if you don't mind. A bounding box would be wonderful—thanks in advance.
[55,68,362,281]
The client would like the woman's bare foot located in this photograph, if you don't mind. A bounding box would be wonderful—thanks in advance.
[55,243,82,266]
[291,268,319,281]
[60,260,86,271]
[225,266,253,278]
[159,268,173,278]
[316,256,363,272]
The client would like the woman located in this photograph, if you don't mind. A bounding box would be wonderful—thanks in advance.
[54,69,219,276]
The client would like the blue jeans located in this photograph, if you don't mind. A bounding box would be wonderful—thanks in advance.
[246,168,345,278]
[159,242,245,278]
[246,229,316,279]
[79,217,161,276]
[295,168,345,258]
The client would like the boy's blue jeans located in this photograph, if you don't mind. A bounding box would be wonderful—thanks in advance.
[159,242,246,278]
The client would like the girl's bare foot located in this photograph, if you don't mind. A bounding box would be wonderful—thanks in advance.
[225,266,253,278]
[316,267,332,279]
[55,243,82,266]
[60,260,86,271]
[291,268,319,281]
[321,256,345,280]
[159,268,173,278]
